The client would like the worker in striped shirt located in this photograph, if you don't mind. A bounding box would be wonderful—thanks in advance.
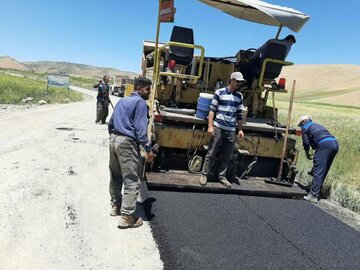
[199,72,245,188]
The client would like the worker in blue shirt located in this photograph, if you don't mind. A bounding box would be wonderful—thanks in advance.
[107,77,155,229]
[298,115,339,203]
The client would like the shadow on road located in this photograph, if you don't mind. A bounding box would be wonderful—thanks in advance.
[141,197,157,222]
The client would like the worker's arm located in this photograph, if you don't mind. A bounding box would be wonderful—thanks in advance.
[208,91,220,136]
[305,149,313,160]
[301,130,313,160]
[207,111,215,136]
[98,83,105,95]
[236,101,245,140]
[134,100,154,162]
[237,120,244,140]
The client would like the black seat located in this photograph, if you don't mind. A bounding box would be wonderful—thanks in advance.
[259,41,287,79]
[168,26,194,66]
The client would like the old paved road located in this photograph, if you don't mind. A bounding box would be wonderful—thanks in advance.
[144,189,360,270]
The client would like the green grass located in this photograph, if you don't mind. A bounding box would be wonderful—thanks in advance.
[276,99,360,213]
[0,72,82,104]
[293,88,360,101]
[71,76,99,89]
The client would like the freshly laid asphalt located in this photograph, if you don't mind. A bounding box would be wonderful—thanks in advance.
[143,190,360,270]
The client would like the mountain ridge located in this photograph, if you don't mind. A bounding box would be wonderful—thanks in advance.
[0,55,138,78]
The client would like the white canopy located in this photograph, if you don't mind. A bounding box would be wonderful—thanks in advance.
[198,0,310,32]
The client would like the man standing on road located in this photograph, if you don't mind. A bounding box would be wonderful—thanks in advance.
[95,75,110,124]
[199,72,245,188]
[298,115,339,203]
[107,77,155,229]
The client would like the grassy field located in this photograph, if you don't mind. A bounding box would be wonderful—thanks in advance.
[0,70,82,104]
[276,93,360,213]
[71,76,99,89]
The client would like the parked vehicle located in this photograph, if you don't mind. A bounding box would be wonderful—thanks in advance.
[110,75,134,97]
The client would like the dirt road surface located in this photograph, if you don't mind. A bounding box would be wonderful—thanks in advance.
[0,87,163,270]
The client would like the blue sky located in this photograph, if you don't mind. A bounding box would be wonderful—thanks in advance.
[1,0,359,73]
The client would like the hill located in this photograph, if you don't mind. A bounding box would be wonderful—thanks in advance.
[23,61,138,79]
[1,56,359,107]
[0,56,29,71]
[280,64,360,107]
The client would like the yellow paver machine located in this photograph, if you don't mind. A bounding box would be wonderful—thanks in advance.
[143,0,310,197]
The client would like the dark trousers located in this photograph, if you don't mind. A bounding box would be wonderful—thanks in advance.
[310,140,339,197]
[202,127,235,179]
[96,99,109,123]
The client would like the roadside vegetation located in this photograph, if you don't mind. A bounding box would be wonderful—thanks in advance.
[0,70,82,104]
[71,76,99,89]
[276,94,360,213]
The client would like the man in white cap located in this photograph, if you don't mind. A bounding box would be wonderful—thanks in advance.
[298,115,339,203]
[199,71,246,188]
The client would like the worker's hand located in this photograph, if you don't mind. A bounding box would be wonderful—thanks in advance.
[237,130,244,140]
[145,151,155,162]
[305,152,313,160]
[208,126,215,136]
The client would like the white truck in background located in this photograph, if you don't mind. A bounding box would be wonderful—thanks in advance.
[110,75,134,97]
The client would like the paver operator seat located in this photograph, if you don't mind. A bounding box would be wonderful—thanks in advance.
[245,41,288,86]
[168,25,194,66]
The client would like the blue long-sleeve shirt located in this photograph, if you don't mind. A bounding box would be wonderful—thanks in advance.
[108,92,151,151]
[301,121,336,151]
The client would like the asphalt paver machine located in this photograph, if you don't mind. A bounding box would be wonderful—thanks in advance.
[143,0,310,197]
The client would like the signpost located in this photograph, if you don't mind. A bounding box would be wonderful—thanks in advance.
[154,0,176,81]
[159,0,175,22]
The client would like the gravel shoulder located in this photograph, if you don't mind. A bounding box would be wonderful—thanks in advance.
[0,87,163,270]
[316,199,360,232]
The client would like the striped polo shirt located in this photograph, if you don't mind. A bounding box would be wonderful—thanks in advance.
[210,87,243,131]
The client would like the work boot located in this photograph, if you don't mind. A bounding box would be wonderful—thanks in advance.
[219,177,232,188]
[109,205,120,216]
[199,175,207,186]
[303,194,318,203]
[118,215,143,229]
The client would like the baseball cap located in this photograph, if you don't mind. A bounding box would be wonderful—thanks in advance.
[297,115,312,127]
[230,72,246,82]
